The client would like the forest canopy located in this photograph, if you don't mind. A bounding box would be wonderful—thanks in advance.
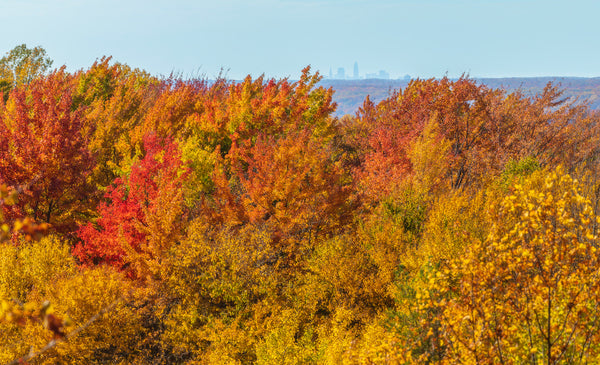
[2,45,600,364]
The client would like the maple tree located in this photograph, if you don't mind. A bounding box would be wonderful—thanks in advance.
[75,57,161,189]
[352,77,600,204]
[0,68,94,233]
[74,134,188,279]
[201,69,351,239]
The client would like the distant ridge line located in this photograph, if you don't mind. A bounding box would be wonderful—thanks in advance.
[318,77,600,116]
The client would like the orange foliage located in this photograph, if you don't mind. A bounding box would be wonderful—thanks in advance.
[75,57,160,187]
[352,77,600,202]
[0,69,93,233]
[198,68,354,249]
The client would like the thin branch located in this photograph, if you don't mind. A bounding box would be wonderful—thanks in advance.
[6,296,123,365]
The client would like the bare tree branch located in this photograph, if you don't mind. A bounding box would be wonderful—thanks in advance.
[6,296,123,365]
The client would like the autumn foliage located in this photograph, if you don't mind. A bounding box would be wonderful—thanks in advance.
[74,134,188,278]
[0,68,93,233]
[4,45,600,363]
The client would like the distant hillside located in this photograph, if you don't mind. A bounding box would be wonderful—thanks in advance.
[320,77,600,116]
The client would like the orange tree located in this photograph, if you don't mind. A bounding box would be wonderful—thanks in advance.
[195,68,355,251]
[0,69,94,233]
[351,77,600,202]
[74,57,160,189]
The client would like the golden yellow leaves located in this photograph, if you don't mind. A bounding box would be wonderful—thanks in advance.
[0,300,38,325]
[414,166,600,363]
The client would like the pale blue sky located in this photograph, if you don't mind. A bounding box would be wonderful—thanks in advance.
[1,0,599,79]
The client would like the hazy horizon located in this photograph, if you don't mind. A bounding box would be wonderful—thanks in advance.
[1,0,599,80]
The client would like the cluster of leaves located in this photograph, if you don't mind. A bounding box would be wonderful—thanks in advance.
[3,44,600,364]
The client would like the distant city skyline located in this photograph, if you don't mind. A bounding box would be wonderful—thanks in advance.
[327,62,407,80]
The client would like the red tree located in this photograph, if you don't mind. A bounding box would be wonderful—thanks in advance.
[74,134,188,276]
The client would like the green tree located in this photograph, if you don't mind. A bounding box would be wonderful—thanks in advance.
[0,44,53,96]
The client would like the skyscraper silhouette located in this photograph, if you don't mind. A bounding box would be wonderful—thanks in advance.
[353,62,359,79]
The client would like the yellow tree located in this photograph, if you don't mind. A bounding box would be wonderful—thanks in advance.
[74,57,160,189]
[419,167,600,363]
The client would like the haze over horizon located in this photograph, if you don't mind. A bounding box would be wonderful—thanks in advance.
[1,0,599,80]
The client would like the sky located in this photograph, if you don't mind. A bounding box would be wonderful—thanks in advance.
[1,0,599,80]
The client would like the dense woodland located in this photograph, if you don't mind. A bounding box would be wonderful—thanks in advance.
[3,45,600,364]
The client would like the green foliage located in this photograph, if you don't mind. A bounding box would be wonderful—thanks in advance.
[498,156,541,189]
[381,188,427,237]
[0,44,53,90]
[256,309,319,365]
